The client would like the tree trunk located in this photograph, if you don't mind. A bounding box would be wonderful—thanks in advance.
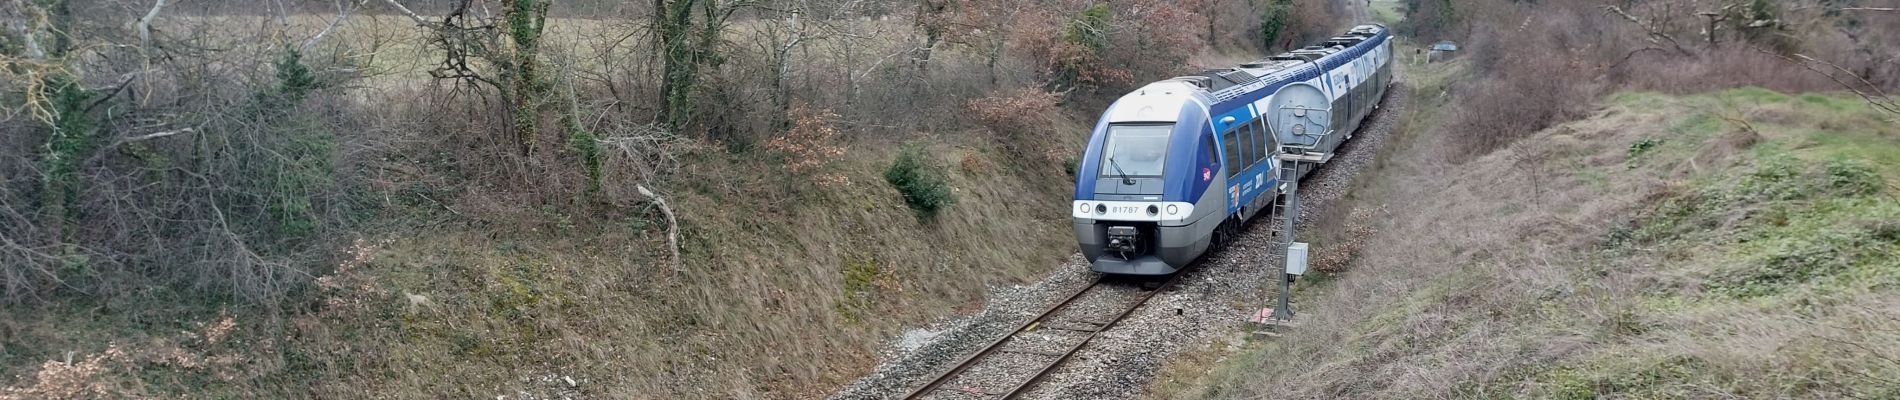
[771,5,804,129]
[912,0,947,87]
[1206,0,1218,47]
[657,0,700,131]
[505,0,549,156]
[47,0,73,57]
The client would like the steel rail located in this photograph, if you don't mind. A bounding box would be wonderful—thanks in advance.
[901,272,1183,399]
[996,272,1183,399]
[901,276,1106,399]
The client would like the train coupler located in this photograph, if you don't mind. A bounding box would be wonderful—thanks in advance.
[1105,226,1143,258]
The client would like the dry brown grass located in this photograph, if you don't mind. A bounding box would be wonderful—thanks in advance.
[1182,70,1900,398]
[271,123,1088,398]
[1420,0,1898,164]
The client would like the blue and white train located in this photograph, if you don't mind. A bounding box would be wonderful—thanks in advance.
[1072,24,1394,275]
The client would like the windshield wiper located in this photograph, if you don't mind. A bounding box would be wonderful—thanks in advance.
[1107,157,1136,185]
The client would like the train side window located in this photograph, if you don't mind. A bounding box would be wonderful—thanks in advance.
[1256,121,1272,166]
[1203,135,1218,167]
[1256,119,1275,157]
[1222,129,1241,178]
[1243,122,1261,168]
[1238,123,1254,169]
[1257,122,1271,165]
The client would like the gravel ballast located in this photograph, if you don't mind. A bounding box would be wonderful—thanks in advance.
[832,68,1411,400]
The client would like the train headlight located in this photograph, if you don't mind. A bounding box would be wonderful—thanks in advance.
[1079,203,1090,213]
[1165,204,1179,215]
[1146,205,1159,216]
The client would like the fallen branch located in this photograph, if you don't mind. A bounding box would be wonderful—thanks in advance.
[1716,114,1759,136]
[635,184,683,274]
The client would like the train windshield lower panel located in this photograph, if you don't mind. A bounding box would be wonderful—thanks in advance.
[1099,124,1173,178]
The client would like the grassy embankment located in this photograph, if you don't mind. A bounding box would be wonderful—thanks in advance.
[1162,56,1900,398]
[0,15,1089,399]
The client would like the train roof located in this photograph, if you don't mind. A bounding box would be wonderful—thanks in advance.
[1153,24,1387,102]
[1105,80,1205,123]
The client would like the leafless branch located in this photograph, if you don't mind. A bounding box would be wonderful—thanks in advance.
[302,0,365,53]
[83,71,142,114]
[374,0,435,27]
[1813,334,1900,370]
[1604,5,1692,56]
[1765,50,1900,119]
[12,0,46,59]
[1608,47,1669,70]
[119,127,194,143]
[137,0,171,50]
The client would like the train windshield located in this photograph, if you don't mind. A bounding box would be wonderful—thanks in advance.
[1099,124,1172,178]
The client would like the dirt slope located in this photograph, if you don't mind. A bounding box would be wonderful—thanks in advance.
[1175,61,1900,398]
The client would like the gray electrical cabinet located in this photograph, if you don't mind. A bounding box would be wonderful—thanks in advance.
[1286,242,1309,276]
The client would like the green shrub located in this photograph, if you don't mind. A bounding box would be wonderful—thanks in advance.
[1823,159,1880,196]
[885,145,956,221]
[1063,4,1111,56]
[1738,156,1806,200]
[275,48,317,100]
[0,30,21,57]
[1052,4,1112,90]
[1259,0,1294,49]
[256,49,335,241]
[252,47,319,114]
[1626,137,1660,165]
[1713,232,1856,297]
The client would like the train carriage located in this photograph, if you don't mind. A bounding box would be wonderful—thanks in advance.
[1073,24,1394,275]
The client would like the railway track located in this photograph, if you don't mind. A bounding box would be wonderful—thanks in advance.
[901,273,1184,399]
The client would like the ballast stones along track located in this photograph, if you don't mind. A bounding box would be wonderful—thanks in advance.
[828,259,1100,400]
[904,275,1180,400]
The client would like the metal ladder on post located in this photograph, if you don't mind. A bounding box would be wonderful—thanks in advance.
[1265,154,1308,322]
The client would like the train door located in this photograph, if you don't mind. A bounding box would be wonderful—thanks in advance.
[1342,74,1353,135]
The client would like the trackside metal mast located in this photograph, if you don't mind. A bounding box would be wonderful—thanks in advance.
[1261,54,1331,323]
[1268,151,1322,321]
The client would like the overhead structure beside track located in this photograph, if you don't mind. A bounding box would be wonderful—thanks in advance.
[1261,79,1335,323]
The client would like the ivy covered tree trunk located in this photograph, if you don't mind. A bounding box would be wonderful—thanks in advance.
[651,0,726,133]
[22,0,88,236]
[658,0,700,131]
[506,0,550,156]
[43,0,75,57]
[40,74,96,233]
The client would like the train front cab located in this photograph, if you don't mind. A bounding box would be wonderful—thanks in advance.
[1073,105,1227,276]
